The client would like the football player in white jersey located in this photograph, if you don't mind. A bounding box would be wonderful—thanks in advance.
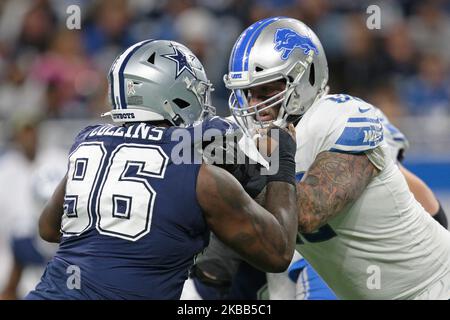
[376,108,447,228]
[180,103,448,300]
[286,108,448,300]
[223,16,450,300]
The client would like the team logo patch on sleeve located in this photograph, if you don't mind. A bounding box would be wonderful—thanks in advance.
[331,117,384,153]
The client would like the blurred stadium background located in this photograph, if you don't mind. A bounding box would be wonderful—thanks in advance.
[0,0,449,299]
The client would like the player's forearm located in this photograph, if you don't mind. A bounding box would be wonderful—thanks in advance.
[218,181,297,273]
[255,126,298,270]
[297,152,376,233]
[263,181,298,268]
[39,206,62,243]
[39,198,63,243]
[199,164,294,272]
[39,175,66,243]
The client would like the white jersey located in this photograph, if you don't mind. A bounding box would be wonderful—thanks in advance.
[294,94,450,299]
[374,108,409,162]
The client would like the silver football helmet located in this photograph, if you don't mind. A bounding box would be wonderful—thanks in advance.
[103,40,214,126]
[223,17,329,136]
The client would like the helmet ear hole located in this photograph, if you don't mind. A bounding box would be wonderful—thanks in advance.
[308,63,315,86]
[147,52,156,64]
[172,98,190,109]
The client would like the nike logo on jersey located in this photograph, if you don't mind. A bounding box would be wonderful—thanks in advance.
[359,107,371,113]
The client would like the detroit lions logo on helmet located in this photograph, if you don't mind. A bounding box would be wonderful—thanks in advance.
[274,28,319,60]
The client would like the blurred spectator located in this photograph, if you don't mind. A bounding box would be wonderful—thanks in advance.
[330,14,386,98]
[30,29,102,118]
[82,0,137,73]
[48,0,89,23]
[0,112,66,299]
[382,23,417,79]
[0,0,448,119]
[175,8,217,65]
[0,60,46,120]
[408,1,450,65]
[368,84,406,123]
[172,6,242,113]
[14,0,57,54]
[399,54,450,116]
[0,0,34,49]
[83,0,135,55]
[285,0,329,28]
[174,8,224,101]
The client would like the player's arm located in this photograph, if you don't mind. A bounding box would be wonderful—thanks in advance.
[399,164,438,213]
[197,126,298,273]
[398,164,447,228]
[197,165,297,273]
[297,151,378,233]
[39,174,66,243]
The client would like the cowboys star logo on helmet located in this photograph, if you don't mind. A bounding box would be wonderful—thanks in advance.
[161,46,196,79]
[103,40,213,127]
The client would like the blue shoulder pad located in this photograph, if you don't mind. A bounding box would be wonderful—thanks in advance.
[185,116,241,144]
[69,125,103,154]
[199,116,240,135]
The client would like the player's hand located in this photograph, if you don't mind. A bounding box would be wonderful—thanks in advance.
[285,123,296,142]
[256,123,296,157]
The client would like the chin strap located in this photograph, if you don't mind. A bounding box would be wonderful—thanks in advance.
[162,100,183,126]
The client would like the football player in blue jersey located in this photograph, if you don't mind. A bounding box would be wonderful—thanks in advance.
[183,17,450,300]
[26,40,299,300]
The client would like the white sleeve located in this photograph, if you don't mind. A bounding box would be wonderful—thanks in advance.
[375,108,409,161]
[327,114,384,154]
[307,96,385,155]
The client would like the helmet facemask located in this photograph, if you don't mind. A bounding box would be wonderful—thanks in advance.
[163,76,215,127]
[184,76,216,123]
[228,50,315,137]
[224,17,329,139]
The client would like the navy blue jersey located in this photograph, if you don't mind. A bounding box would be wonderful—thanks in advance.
[27,118,238,300]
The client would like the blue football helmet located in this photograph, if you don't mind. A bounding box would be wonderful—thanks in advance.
[223,17,329,136]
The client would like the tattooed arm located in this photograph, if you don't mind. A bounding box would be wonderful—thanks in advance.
[197,163,297,273]
[297,151,378,234]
